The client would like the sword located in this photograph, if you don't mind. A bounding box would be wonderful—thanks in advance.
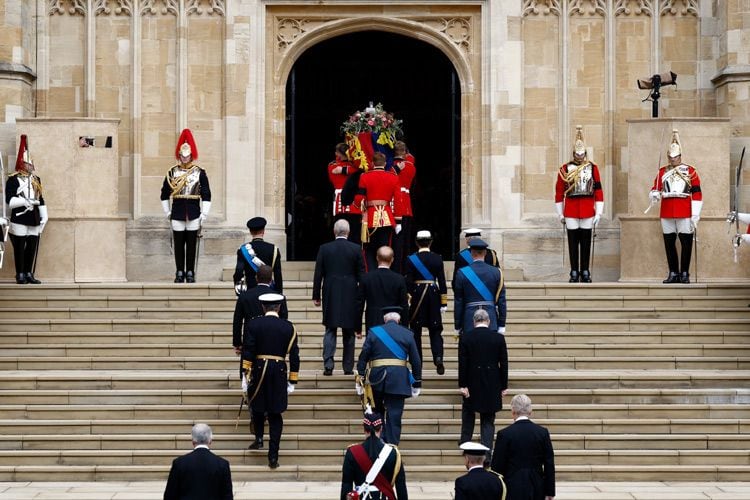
[194,223,202,276]
[693,225,699,283]
[561,220,567,268]
[0,153,7,269]
[590,225,597,274]
[644,126,668,213]
[730,147,745,263]
[31,231,40,276]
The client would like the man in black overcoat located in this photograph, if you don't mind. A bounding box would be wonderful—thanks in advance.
[163,423,233,500]
[241,293,300,469]
[458,308,509,459]
[404,230,448,374]
[454,442,506,500]
[233,216,283,295]
[358,246,408,332]
[340,411,408,500]
[491,394,556,500]
[313,219,365,375]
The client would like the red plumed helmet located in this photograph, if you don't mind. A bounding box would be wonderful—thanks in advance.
[15,134,33,171]
[175,128,198,160]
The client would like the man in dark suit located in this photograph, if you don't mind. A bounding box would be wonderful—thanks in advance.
[313,219,365,376]
[459,309,509,460]
[358,246,409,333]
[453,238,507,335]
[163,423,233,500]
[340,411,408,499]
[451,228,500,289]
[491,394,556,500]
[242,293,300,469]
[356,306,421,445]
[404,230,448,375]
[233,217,283,295]
[454,442,506,500]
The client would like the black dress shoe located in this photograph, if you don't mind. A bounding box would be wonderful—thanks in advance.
[248,439,263,450]
[323,368,333,376]
[25,273,41,284]
[15,273,27,284]
[663,271,680,284]
[680,272,690,284]
[268,458,279,469]
[174,271,185,283]
[185,271,195,283]
[569,270,580,283]
[343,371,354,375]
[436,360,445,375]
[580,270,592,283]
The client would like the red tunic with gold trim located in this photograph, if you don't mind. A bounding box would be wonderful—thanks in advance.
[393,157,416,217]
[651,164,702,219]
[554,162,603,219]
[354,167,404,228]
[327,159,361,215]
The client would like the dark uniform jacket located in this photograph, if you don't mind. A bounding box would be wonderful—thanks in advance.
[357,320,422,396]
[232,283,288,349]
[451,246,499,289]
[458,326,508,413]
[242,314,299,414]
[358,267,409,330]
[404,249,447,327]
[453,260,507,333]
[159,166,211,222]
[454,466,506,500]
[233,237,283,292]
[5,173,44,226]
[340,434,408,500]
[163,446,233,500]
[313,237,365,329]
[491,419,556,500]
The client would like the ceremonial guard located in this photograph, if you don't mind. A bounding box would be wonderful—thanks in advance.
[328,143,362,245]
[392,141,416,273]
[5,135,46,284]
[403,230,448,375]
[358,246,409,331]
[454,442,507,500]
[233,217,283,295]
[554,126,604,283]
[355,152,404,272]
[453,239,507,335]
[451,228,499,290]
[649,129,702,283]
[340,411,408,500]
[356,306,422,445]
[241,293,299,469]
[160,128,211,283]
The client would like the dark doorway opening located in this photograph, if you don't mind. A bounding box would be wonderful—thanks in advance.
[285,30,461,260]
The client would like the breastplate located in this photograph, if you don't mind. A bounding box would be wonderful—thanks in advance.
[566,163,594,197]
[169,166,201,198]
[661,165,690,198]
[15,174,41,201]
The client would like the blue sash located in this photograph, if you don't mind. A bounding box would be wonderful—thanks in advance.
[459,266,494,302]
[408,254,434,282]
[371,325,415,384]
[240,244,259,272]
[459,249,472,265]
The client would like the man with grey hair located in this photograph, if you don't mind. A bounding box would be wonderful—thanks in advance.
[458,308,508,462]
[313,218,364,375]
[491,394,556,500]
[164,423,233,500]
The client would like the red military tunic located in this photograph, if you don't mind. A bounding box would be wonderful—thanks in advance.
[554,162,604,219]
[393,157,416,217]
[355,167,404,228]
[327,159,361,215]
[651,164,702,219]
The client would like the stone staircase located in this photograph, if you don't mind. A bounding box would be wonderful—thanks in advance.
[0,276,749,483]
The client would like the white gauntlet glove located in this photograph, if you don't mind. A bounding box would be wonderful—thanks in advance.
[161,199,171,218]
[287,382,295,394]
[39,206,48,233]
[440,306,447,315]
[200,201,211,224]
[241,373,248,393]
[555,202,564,223]
[649,190,661,203]
[410,387,421,399]
[355,382,364,396]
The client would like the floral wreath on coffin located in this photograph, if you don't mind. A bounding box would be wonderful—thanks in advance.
[341,102,403,171]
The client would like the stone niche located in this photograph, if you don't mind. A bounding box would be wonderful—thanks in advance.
[620,118,750,281]
[2,118,127,282]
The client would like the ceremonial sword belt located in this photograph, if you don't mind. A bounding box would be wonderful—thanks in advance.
[466,300,494,308]
[414,280,436,285]
[257,354,285,362]
[370,358,408,368]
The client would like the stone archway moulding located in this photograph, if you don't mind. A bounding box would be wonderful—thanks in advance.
[263,5,483,244]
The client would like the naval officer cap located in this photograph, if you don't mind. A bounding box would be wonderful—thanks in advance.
[464,228,482,237]
[468,238,489,250]
[258,293,285,305]
[381,305,403,315]
[416,230,432,240]
[460,441,490,456]
[246,217,267,231]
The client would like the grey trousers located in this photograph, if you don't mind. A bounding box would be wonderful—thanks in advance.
[322,326,355,372]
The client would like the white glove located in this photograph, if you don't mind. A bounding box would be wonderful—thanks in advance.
[691,215,700,229]
[200,201,211,224]
[200,213,208,224]
[593,201,603,226]
[39,205,48,233]
[555,202,565,223]
[355,383,364,396]
[592,214,600,226]
[395,224,402,235]
[241,373,248,392]
[161,199,171,218]
[440,306,447,314]
[649,190,661,203]
[497,326,506,334]
[234,282,246,296]
[8,197,29,210]
[411,387,421,399]
[287,382,295,394]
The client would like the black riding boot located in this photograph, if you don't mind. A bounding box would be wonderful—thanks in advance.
[579,228,593,282]
[567,228,580,281]
[662,233,680,283]
[679,232,694,284]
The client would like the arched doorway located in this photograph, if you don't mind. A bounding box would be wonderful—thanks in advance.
[285,30,461,260]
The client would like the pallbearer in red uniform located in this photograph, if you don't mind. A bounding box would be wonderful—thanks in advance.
[555,126,604,283]
[355,152,404,272]
[328,143,362,245]
[392,141,416,273]
[649,129,702,283]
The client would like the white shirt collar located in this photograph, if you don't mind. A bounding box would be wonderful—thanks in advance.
[514,415,530,422]
[194,444,210,450]
[335,236,348,239]
[265,312,280,317]
[468,465,485,471]
[378,265,390,269]
[418,248,430,253]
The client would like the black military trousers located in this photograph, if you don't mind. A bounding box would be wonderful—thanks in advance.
[364,226,393,272]
[409,322,444,365]
[252,410,284,461]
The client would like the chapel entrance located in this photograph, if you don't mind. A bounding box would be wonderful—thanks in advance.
[285,30,461,260]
